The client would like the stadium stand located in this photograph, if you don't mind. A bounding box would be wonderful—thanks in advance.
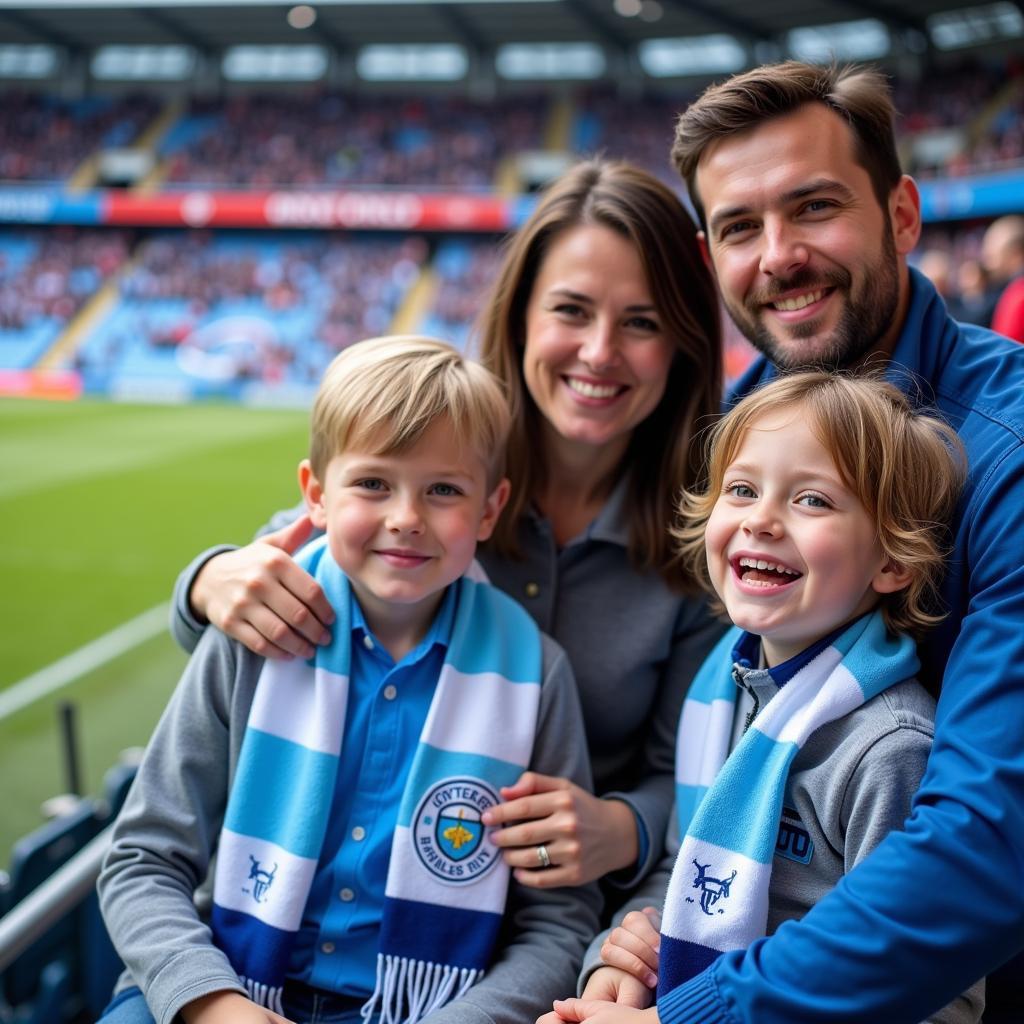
[71,231,429,399]
[0,229,131,371]
[571,87,693,184]
[0,93,160,185]
[417,237,504,350]
[161,92,548,190]
[0,751,140,1023]
[896,56,1024,176]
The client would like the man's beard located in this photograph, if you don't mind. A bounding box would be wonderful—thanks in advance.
[723,225,900,372]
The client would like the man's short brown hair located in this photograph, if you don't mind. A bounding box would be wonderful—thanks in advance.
[673,61,903,228]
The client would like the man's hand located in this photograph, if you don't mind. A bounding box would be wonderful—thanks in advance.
[581,966,653,1007]
[538,999,659,1024]
[190,514,334,659]
[181,990,295,1024]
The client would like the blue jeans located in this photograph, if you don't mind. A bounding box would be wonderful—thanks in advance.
[98,983,369,1024]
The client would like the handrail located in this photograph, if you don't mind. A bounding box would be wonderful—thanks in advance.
[0,825,112,973]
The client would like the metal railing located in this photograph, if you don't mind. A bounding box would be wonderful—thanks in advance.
[0,825,112,973]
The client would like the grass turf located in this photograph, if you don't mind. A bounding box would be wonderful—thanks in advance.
[0,397,309,861]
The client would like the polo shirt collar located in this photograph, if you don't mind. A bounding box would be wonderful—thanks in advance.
[349,579,458,663]
[730,613,868,689]
[525,472,631,548]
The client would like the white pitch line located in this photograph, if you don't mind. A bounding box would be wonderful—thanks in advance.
[0,603,169,721]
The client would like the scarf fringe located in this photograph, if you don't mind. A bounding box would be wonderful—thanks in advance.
[241,975,284,1015]
[361,953,482,1024]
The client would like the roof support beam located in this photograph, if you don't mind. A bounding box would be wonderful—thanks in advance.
[661,0,774,44]
[832,0,927,36]
[0,7,81,50]
[136,7,213,52]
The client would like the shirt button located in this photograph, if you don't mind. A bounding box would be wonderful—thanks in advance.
[339,887,355,902]
[321,941,336,953]
[525,582,540,598]
[383,684,397,701]
[362,634,375,651]
[351,826,366,841]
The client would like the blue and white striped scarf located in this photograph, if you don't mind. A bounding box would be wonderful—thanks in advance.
[658,610,918,995]
[210,535,542,1022]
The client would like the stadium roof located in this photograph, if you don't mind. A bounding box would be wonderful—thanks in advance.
[0,0,1019,84]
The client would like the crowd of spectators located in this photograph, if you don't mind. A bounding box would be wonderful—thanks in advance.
[916,221,1005,328]
[74,231,429,387]
[0,227,130,368]
[163,92,547,190]
[0,92,159,183]
[0,63,1021,189]
[916,217,1024,342]
[894,56,1024,176]
[571,88,691,185]
[0,57,1021,387]
[421,238,504,349]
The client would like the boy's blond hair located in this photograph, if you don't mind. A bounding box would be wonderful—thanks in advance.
[676,372,966,637]
[310,336,511,488]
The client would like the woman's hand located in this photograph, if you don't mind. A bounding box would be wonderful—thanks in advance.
[481,772,639,887]
[600,907,661,990]
[190,514,334,659]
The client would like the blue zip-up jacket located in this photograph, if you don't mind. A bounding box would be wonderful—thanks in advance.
[659,268,1024,1024]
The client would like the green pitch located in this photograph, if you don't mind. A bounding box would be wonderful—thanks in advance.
[0,397,310,862]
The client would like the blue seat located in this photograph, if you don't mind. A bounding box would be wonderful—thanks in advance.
[1,798,105,1022]
[78,759,141,1019]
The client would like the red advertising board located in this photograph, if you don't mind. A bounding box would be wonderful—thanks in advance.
[103,190,512,231]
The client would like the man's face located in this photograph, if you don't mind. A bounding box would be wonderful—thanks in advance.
[695,103,916,371]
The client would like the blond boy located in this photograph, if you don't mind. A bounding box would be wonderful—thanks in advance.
[99,337,599,1024]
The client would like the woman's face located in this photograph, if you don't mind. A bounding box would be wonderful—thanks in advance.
[522,223,676,453]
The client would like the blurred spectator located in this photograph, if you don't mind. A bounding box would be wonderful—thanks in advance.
[916,248,954,300]
[949,258,1000,328]
[982,215,1024,343]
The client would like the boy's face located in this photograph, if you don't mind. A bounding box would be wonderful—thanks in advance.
[300,417,509,637]
[703,408,909,666]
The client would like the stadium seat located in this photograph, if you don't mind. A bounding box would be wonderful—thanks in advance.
[0,797,105,1022]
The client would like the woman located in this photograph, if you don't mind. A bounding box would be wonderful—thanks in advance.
[171,160,723,894]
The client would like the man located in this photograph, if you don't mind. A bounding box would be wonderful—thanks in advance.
[982,214,1024,342]
[553,61,1024,1024]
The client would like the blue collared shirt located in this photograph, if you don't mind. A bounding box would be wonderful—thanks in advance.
[287,583,457,996]
[730,618,853,687]
[728,619,858,748]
